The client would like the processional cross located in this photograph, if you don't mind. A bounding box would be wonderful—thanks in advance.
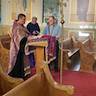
[59,0,65,84]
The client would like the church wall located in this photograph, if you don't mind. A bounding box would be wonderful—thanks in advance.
[0,0,43,25]
[0,0,95,36]
[0,0,96,26]
[31,0,43,25]
[0,0,32,25]
[0,0,33,35]
[1,0,12,25]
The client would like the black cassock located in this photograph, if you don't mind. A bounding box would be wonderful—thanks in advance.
[9,37,27,79]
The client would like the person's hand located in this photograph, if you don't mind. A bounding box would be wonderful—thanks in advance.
[28,35,33,41]
[33,31,36,35]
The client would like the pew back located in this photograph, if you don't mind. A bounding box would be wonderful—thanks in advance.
[62,38,80,70]
[77,39,96,72]
[3,64,74,96]
[0,64,23,96]
[0,34,11,50]
[0,41,9,73]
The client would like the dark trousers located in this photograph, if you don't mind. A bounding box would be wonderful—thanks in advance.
[54,40,59,71]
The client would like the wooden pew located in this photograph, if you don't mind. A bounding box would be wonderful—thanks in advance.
[0,34,11,50]
[3,64,74,96]
[77,39,96,72]
[0,35,23,96]
[0,41,10,73]
[0,64,23,96]
[0,34,11,72]
[71,36,96,72]
[65,35,96,72]
[62,38,80,70]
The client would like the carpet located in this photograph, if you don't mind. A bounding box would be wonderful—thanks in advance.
[52,70,96,96]
[30,67,96,96]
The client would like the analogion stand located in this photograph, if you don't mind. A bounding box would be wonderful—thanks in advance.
[25,40,48,73]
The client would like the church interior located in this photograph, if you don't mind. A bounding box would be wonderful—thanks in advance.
[0,0,96,96]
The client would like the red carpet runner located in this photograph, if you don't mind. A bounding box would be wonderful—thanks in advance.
[52,70,96,96]
[30,68,96,96]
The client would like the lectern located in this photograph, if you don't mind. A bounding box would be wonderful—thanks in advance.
[25,40,48,73]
